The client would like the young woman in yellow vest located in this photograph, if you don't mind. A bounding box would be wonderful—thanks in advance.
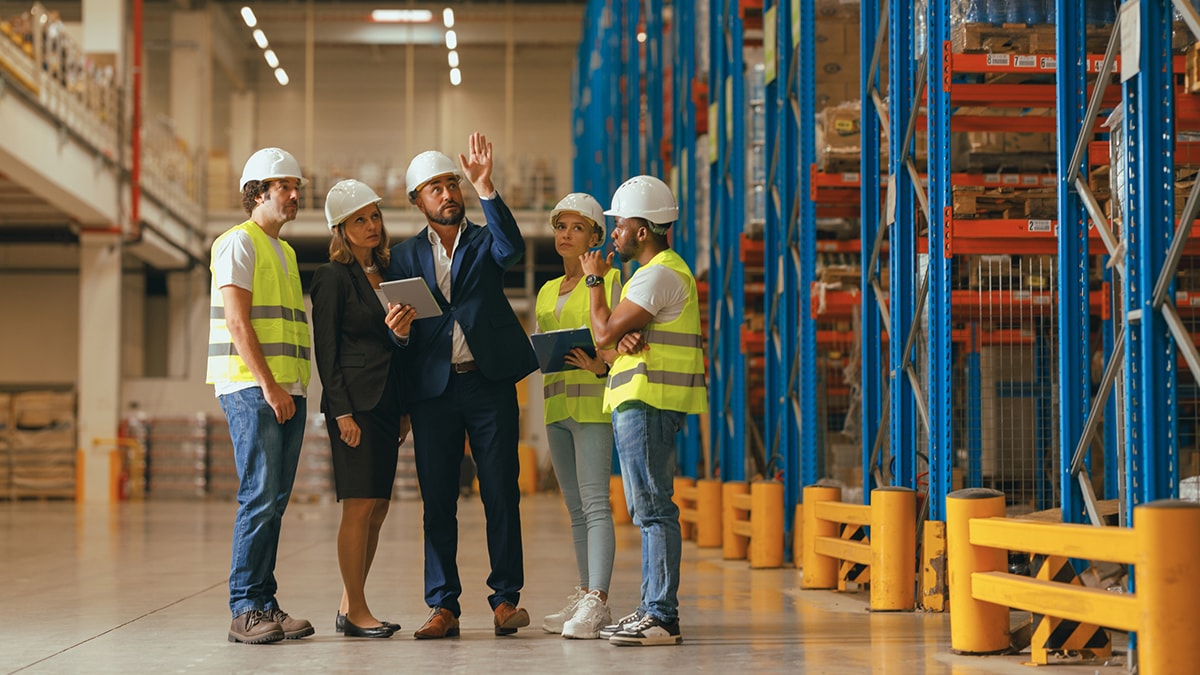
[535,193,621,640]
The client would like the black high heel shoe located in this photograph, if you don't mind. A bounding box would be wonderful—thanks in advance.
[342,617,396,639]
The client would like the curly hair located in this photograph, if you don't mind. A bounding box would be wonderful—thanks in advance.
[241,180,270,215]
[328,206,391,267]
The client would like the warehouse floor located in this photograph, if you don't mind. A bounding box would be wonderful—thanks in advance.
[1,493,1128,674]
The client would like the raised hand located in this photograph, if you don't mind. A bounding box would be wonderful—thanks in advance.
[580,249,614,278]
[459,131,495,197]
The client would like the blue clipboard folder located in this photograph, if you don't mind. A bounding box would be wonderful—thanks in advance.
[531,327,596,374]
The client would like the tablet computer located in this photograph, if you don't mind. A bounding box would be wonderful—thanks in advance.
[375,278,444,317]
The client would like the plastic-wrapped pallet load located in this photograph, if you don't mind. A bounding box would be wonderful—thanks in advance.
[10,390,75,498]
[0,392,10,496]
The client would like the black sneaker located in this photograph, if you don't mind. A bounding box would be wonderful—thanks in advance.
[599,609,643,639]
[608,614,682,646]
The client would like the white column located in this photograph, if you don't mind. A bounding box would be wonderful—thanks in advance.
[82,0,124,70]
[169,11,212,156]
[166,268,209,379]
[78,231,123,503]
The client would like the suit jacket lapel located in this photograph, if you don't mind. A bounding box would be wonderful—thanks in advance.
[347,262,384,321]
[451,223,478,293]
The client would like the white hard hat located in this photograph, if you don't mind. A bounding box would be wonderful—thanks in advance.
[550,193,606,233]
[405,150,463,195]
[604,175,678,225]
[325,179,383,233]
[239,147,306,190]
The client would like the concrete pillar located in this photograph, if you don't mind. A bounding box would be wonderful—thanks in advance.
[82,0,124,72]
[78,230,123,503]
[169,11,212,156]
[166,269,207,379]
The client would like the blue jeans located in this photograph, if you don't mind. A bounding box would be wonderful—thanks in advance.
[546,418,615,593]
[611,401,685,622]
[219,387,307,617]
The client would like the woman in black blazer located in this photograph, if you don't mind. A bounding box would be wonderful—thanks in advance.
[311,179,415,639]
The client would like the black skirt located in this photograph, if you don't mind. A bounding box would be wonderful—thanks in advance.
[326,380,402,500]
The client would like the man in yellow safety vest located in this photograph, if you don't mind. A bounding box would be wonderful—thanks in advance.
[579,175,708,647]
[207,147,314,645]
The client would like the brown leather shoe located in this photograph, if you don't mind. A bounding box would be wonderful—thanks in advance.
[493,602,530,636]
[228,609,285,644]
[266,608,314,639]
[414,607,460,639]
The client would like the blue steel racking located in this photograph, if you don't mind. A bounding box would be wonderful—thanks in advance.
[762,0,807,529]
[707,0,747,482]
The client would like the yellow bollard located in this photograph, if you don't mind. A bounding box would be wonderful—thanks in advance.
[946,488,1009,654]
[517,443,538,494]
[1134,500,1200,674]
[749,480,785,568]
[801,484,842,589]
[920,520,948,612]
[674,476,696,541]
[793,504,804,570]
[610,475,631,524]
[869,486,916,611]
[696,478,724,548]
[722,481,750,560]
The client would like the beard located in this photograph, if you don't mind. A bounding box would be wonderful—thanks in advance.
[616,243,636,263]
[427,200,464,226]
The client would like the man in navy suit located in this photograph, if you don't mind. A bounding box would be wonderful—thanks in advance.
[384,132,538,640]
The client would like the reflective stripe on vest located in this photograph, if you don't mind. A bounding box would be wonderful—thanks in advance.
[206,221,311,388]
[604,250,707,415]
[535,268,620,425]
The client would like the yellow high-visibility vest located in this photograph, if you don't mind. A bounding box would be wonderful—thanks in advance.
[536,268,620,425]
[206,221,311,388]
[604,249,707,414]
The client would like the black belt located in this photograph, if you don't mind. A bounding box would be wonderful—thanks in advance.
[451,360,478,373]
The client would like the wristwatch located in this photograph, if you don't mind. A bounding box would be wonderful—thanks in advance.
[584,274,603,288]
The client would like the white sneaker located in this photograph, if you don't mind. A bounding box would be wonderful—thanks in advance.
[542,587,585,634]
[562,591,611,639]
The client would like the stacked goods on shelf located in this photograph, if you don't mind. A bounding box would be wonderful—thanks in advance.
[0,393,8,493]
[9,390,76,498]
[205,415,237,499]
[146,414,207,499]
[815,0,863,111]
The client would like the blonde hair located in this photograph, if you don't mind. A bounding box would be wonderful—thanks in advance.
[328,208,391,267]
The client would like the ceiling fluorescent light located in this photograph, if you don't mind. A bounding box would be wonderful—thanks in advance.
[253,29,269,49]
[444,30,457,50]
[449,68,461,86]
[448,50,459,68]
[264,49,279,68]
[274,68,289,86]
[443,8,454,28]
[240,7,257,28]
[371,9,434,23]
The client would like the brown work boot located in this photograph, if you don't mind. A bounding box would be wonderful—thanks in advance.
[413,607,460,639]
[266,608,315,639]
[493,601,530,636]
[228,609,285,644]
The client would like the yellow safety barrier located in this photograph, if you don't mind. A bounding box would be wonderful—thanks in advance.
[80,437,145,503]
[721,480,784,568]
[517,443,538,494]
[947,489,1200,673]
[801,484,917,611]
[672,477,722,548]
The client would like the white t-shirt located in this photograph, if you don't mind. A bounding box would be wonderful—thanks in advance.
[212,229,306,397]
[622,263,688,324]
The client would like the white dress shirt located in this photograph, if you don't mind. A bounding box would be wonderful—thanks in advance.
[427,222,476,365]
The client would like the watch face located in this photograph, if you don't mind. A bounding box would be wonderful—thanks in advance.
[586,274,602,287]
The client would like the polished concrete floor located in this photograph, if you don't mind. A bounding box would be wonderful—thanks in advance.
[1,493,1129,674]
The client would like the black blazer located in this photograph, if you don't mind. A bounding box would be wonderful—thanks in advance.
[387,194,538,403]
[310,261,403,417]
